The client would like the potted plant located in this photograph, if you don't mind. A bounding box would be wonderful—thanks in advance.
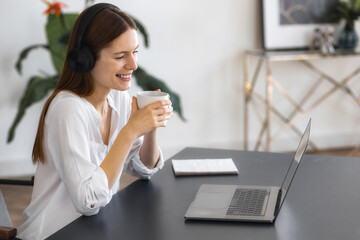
[332,0,360,49]
[7,0,185,143]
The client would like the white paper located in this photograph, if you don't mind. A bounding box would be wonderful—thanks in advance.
[172,158,239,175]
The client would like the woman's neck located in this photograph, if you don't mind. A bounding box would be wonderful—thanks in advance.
[85,88,111,114]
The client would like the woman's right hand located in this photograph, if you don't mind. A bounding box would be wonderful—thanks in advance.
[125,96,173,139]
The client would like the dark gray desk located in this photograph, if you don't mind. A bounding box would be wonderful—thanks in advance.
[48,147,360,240]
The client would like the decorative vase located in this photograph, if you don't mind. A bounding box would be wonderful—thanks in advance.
[338,21,358,49]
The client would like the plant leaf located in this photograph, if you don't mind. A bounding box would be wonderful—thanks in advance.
[15,44,49,75]
[46,13,78,73]
[352,0,360,10]
[133,66,186,121]
[7,75,58,143]
[130,15,149,48]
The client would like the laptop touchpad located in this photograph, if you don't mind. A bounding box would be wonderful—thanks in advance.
[192,192,232,209]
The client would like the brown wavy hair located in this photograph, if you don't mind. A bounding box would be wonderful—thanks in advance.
[32,6,137,164]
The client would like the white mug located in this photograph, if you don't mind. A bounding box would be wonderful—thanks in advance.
[136,91,169,109]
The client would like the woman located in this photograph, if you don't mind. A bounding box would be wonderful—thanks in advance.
[18,3,173,239]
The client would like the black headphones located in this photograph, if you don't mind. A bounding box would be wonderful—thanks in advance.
[67,3,119,73]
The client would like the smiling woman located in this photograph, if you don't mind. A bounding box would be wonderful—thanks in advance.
[7,0,184,144]
[17,3,173,240]
[90,29,139,92]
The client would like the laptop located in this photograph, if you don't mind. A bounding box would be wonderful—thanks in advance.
[185,119,311,222]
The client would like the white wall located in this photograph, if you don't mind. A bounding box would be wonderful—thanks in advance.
[1,0,360,177]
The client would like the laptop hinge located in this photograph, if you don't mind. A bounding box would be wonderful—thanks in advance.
[274,189,282,218]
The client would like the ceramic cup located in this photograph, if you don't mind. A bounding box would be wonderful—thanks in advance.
[136,91,169,109]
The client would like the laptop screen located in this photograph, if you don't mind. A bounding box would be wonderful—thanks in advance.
[279,119,311,207]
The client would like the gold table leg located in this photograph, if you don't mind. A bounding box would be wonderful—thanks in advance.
[244,51,360,153]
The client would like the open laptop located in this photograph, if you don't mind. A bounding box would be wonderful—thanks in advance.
[185,119,311,222]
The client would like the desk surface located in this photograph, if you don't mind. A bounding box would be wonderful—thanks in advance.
[48,147,360,240]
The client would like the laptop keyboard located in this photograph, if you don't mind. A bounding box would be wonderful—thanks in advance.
[226,189,267,216]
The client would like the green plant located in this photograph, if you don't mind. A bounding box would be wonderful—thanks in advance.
[332,0,360,23]
[7,1,185,143]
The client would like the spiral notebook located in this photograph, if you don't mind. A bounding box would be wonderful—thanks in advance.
[172,158,239,176]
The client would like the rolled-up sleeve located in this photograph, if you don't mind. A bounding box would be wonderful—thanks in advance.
[124,137,164,179]
[45,99,112,216]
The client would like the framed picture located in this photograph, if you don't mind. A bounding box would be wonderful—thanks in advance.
[261,0,338,50]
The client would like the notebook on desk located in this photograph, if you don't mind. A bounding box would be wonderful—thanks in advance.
[185,119,311,222]
[172,158,239,176]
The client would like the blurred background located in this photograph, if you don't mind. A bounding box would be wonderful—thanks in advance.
[1,0,360,179]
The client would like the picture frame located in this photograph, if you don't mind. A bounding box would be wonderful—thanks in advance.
[261,0,339,50]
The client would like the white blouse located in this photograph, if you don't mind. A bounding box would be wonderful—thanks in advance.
[18,90,164,240]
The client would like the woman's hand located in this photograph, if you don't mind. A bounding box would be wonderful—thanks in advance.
[126,96,173,139]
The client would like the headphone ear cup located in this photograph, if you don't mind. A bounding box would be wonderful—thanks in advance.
[67,45,96,73]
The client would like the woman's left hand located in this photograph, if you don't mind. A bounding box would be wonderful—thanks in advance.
[126,93,173,139]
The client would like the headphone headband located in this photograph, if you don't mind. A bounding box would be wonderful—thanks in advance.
[74,3,119,51]
[67,3,120,73]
